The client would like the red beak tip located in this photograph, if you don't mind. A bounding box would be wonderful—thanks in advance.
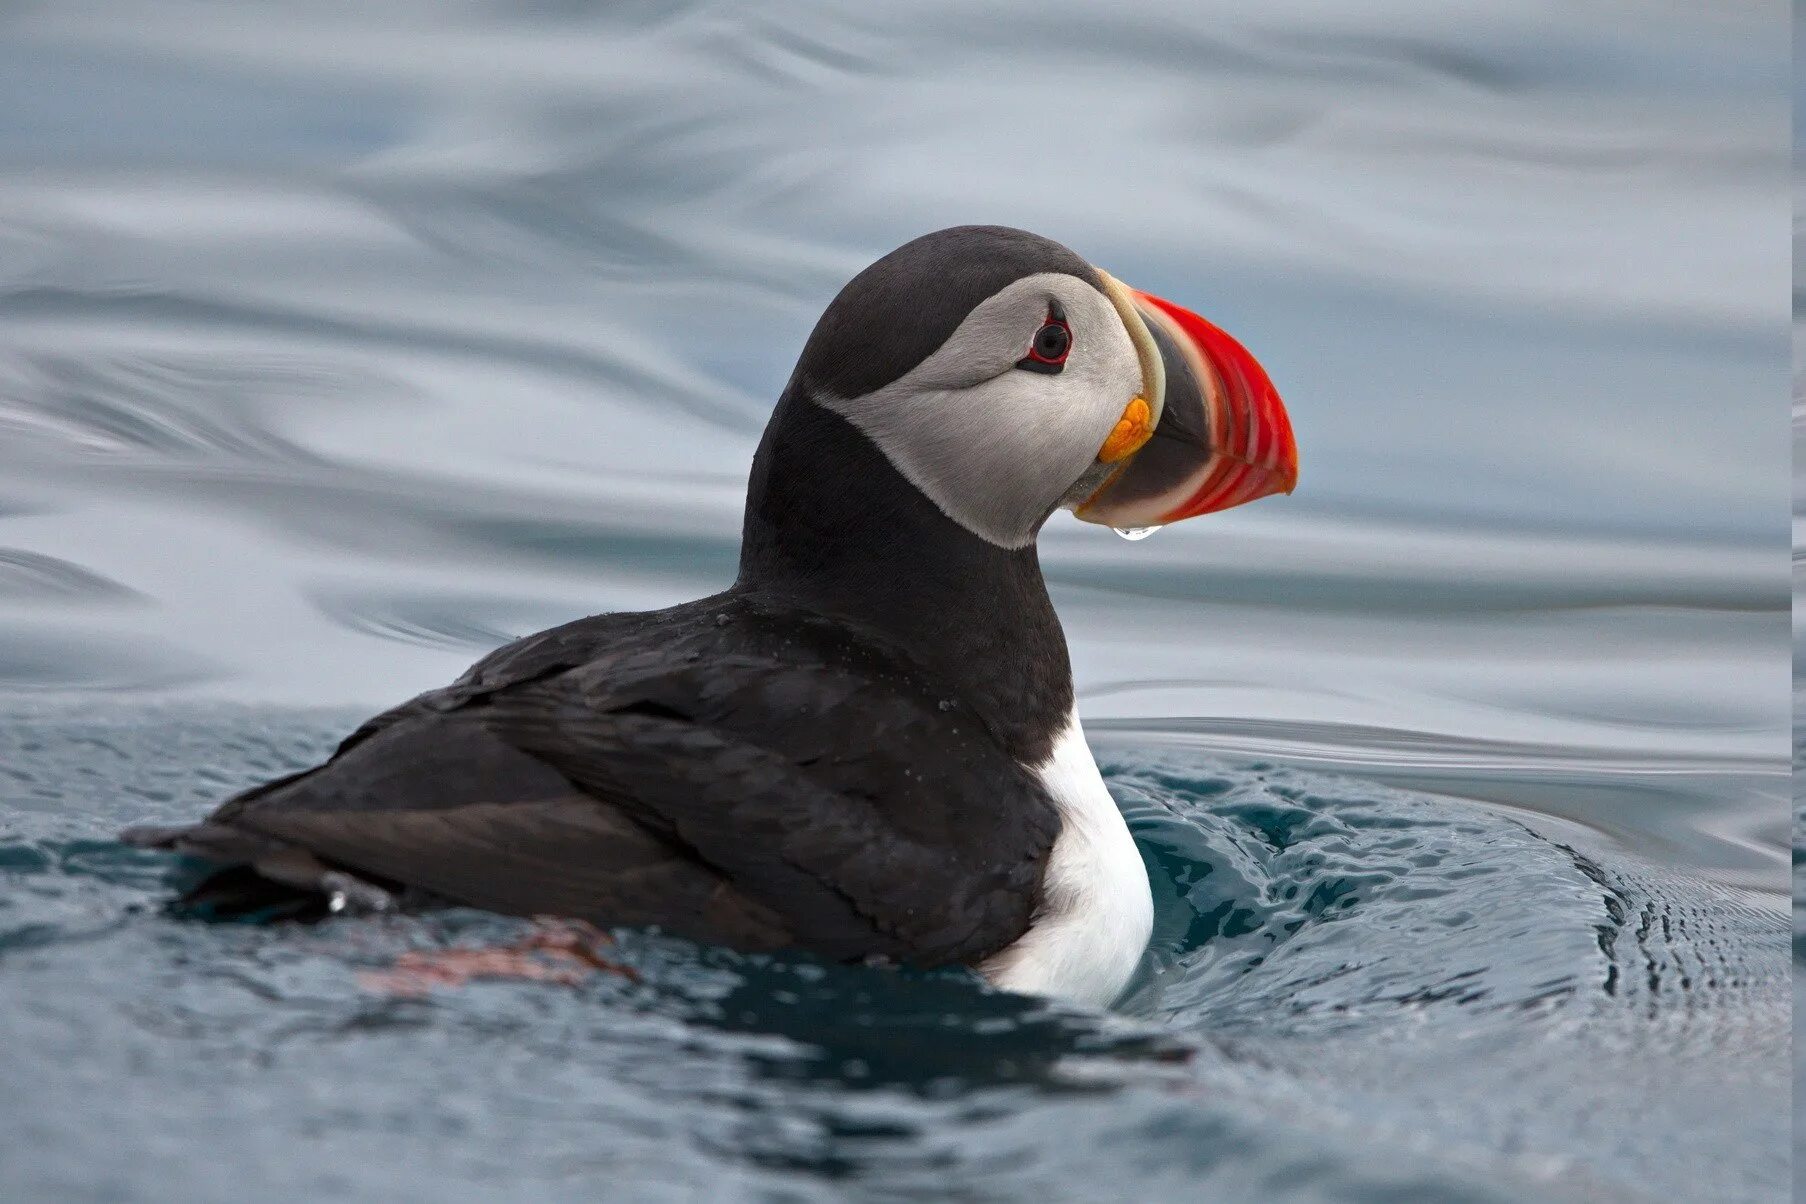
[1103,283,1299,526]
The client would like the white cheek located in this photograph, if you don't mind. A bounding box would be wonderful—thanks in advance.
[1057,308,1144,426]
[818,274,1145,547]
[962,280,1146,463]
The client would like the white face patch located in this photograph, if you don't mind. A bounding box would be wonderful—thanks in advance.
[814,273,1146,548]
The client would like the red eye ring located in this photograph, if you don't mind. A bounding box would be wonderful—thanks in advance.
[1018,310,1071,374]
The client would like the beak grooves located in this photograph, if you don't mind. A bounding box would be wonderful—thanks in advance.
[1131,289,1298,519]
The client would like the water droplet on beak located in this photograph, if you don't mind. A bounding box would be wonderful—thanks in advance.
[1112,526,1163,542]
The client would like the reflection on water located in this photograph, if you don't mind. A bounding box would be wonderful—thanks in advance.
[0,1,1790,1197]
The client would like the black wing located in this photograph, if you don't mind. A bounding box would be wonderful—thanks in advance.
[130,595,1059,967]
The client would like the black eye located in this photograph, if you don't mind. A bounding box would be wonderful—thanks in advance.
[1017,313,1071,375]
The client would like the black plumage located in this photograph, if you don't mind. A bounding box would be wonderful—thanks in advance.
[126,227,1099,971]
[135,591,1058,963]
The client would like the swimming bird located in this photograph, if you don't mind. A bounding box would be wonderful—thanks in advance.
[124,226,1298,1008]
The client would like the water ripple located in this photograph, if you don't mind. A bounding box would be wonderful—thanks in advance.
[0,549,141,603]
[0,705,1784,1202]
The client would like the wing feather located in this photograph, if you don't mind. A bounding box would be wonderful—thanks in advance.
[145,602,1058,967]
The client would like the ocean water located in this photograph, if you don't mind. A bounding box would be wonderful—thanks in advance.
[0,2,1790,1201]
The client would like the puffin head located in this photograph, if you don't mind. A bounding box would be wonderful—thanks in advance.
[788,225,1298,550]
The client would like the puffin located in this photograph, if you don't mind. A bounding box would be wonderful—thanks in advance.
[124,226,1298,1008]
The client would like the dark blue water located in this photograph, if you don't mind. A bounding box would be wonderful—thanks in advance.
[2,704,1787,1202]
[0,3,1790,1200]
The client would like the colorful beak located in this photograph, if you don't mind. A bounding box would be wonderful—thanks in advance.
[1076,286,1298,528]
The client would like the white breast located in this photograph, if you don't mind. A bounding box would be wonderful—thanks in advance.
[981,711,1153,1008]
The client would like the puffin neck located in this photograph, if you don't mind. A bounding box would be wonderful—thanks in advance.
[734,388,1073,765]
